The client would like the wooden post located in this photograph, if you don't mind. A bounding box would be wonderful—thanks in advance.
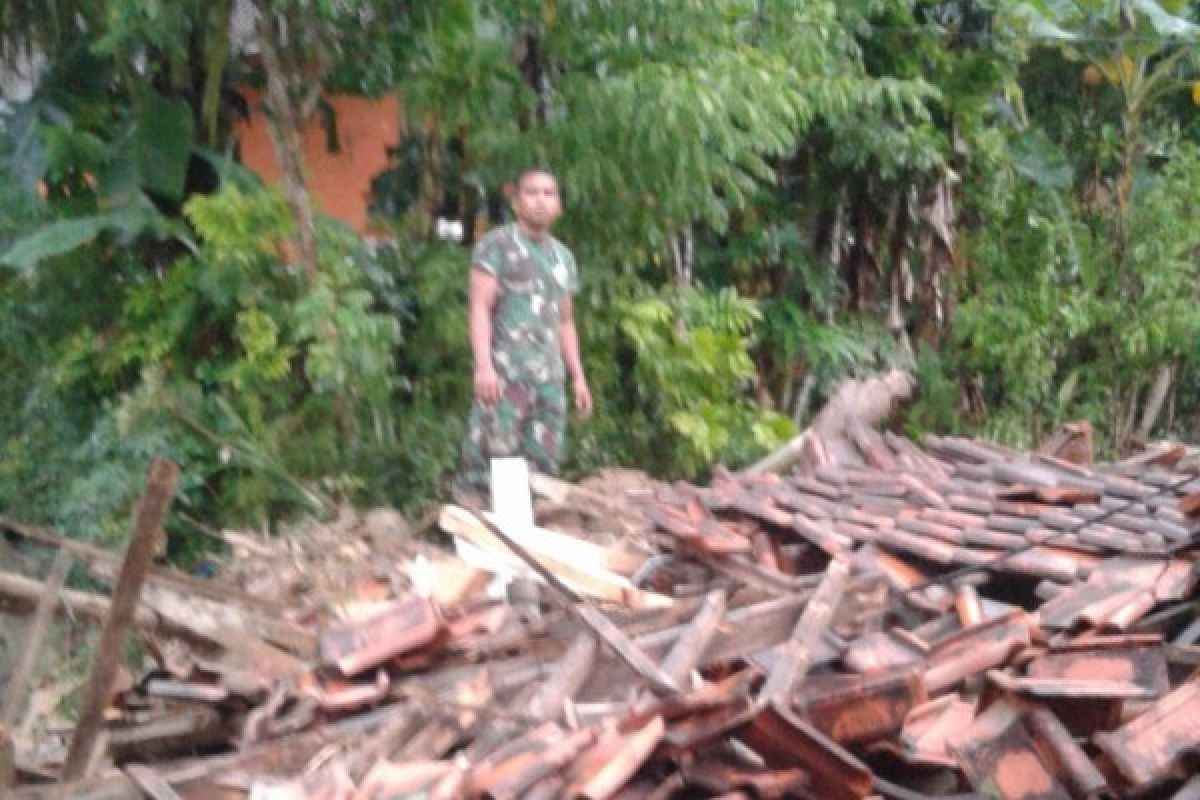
[0,724,13,792]
[62,459,180,781]
[2,548,72,727]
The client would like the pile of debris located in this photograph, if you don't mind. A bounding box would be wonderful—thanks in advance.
[4,424,1200,800]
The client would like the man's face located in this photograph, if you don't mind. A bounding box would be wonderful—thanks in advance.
[512,171,562,231]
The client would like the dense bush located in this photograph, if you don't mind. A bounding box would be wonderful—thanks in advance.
[1,0,1198,556]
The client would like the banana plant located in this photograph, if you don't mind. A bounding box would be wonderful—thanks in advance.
[1014,0,1198,243]
[1010,0,1200,449]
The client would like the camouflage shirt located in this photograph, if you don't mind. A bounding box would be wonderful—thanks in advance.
[472,223,580,383]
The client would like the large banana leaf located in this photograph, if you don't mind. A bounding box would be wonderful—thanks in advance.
[1129,0,1199,35]
[0,197,173,271]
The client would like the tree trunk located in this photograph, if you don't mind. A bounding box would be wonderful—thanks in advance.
[1135,364,1173,442]
[1116,380,1140,455]
[671,229,693,289]
[254,10,321,283]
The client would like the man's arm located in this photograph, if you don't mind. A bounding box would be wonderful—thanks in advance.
[559,295,593,417]
[469,268,500,405]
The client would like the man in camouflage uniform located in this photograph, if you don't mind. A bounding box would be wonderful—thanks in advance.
[460,168,593,497]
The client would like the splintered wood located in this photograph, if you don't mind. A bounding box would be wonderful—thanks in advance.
[7,432,1200,799]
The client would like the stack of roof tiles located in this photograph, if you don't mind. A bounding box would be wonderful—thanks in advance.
[10,427,1200,800]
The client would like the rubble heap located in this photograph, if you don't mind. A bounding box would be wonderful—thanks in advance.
[4,425,1200,800]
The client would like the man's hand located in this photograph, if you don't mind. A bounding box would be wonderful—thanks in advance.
[572,375,593,418]
[474,364,500,406]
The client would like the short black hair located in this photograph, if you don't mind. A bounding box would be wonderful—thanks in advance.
[514,167,557,189]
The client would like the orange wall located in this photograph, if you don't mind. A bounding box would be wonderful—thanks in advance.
[235,90,402,234]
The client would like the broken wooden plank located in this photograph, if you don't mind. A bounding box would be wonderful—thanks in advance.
[657,588,726,688]
[407,556,491,606]
[2,548,72,727]
[742,429,814,476]
[758,557,850,705]
[397,674,493,760]
[10,699,402,799]
[0,568,304,686]
[0,516,288,615]
[122,764,183,800]
[580,594,814,696]
[458,506,681,695]
[107,708,225,764]
[526,633,597,721]
[63,458,180,781]
[574,604,680,695]
[138,582,315,658]
[0,568,159,630]
[142,679,229,704]
[439,504,672,610]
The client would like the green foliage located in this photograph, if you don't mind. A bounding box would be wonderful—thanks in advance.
[7,0,1200,554]
[955,132,1200,453]
[2,199,172,272]
[0,180,406,543]
[394,0,936,267]
[0,49,197,271]
[904,343,968,439]
[613,286,792,474]
[375,241,472,507]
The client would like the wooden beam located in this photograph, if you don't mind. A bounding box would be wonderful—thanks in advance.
[0,517,287,616]
[0,569,158,630]
[63,459,180,781]
[138,582,315,659]
[0,566,307,682]
[758,558,850,706]
[743,429,814,476]
[658,588,726,688]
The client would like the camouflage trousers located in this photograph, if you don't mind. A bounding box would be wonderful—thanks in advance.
[461,378,567,493]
